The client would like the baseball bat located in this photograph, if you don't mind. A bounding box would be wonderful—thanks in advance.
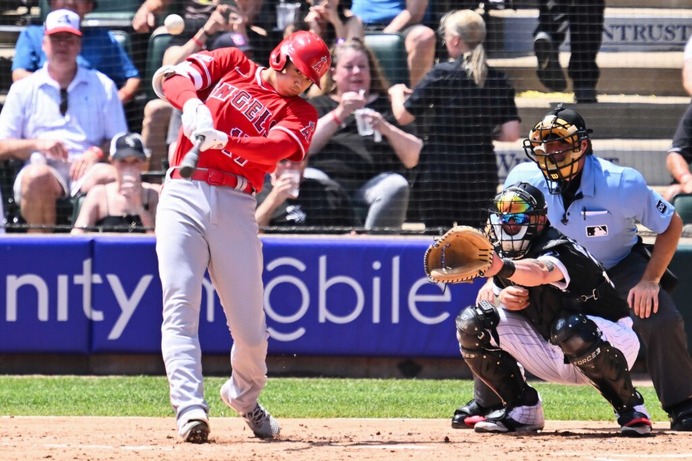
[178,134,205,179]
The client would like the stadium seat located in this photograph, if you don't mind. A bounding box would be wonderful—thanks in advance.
[109,29,131,56]
[143,32,172,101]
[673,193,692,224]
[363,32,409,87]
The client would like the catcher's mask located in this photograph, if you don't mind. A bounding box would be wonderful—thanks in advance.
[488,182,548,259]
[522,104,593,194]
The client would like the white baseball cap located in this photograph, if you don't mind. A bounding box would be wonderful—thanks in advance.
[45,9,82,36]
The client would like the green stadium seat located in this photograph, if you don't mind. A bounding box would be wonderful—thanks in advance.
[672,193,692,224]
[363,32,409,87]
[144,32,172,101]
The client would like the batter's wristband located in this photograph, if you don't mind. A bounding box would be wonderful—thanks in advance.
[497,258,516,279]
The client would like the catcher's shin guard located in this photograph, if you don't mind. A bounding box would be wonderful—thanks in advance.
[457,303,537,408]
[550,313,643,413]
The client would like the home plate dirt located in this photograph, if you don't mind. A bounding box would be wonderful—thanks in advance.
[1,416,691,461]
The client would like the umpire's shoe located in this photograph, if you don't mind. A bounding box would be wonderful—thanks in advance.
[451,399,502,429]
[669,399,692,431]
[534,32,567,92]
[474,400,545,433]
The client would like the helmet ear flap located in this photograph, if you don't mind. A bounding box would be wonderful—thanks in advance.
[269,45,287,72]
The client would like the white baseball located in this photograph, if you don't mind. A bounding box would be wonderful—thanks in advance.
[164,14,185,35]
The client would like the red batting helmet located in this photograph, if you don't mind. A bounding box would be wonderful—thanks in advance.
[269,30,331,88]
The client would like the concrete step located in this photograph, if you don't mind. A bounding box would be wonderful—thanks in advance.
[495,138,672,186]
[514,95,690,139]
[489,51,686,97]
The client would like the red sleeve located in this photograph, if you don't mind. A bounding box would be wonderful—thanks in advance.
[161,75,199,110]
[162,48,249,110]
[272,99,319,158]
[224,129,300,166]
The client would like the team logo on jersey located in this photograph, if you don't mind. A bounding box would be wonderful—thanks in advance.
[656,200,667,214]
[586,225,608,237]
[300,121,316,141]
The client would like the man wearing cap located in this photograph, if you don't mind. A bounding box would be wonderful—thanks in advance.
[0,9,127,233]
[72,131,159,234]
[12,0,141,105]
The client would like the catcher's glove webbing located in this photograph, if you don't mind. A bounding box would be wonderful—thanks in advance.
[424,226,494,284]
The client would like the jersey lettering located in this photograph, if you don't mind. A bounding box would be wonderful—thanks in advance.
[209,82,237,101]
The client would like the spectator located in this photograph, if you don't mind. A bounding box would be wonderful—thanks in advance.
[12,0,141,105]
[532,0,604,103]
[0,10,127,233]
[140,0,257,173]
[304,0,363,46]
[662,36,692,202]
[457,105,692,432]
[255,157,360,232]
[389,9,520,231]
[72,132,160,234]
[308,38,423,232]
[350,0,435,87]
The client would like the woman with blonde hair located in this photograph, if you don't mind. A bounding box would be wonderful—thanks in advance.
[308,38,423,232]
[389,9,521,231]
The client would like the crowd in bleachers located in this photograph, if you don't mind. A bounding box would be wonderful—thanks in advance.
[0,0,688,234]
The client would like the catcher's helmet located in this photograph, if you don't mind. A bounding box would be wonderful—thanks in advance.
[522,104,593,194]
[488,182,548,259]
[270,30,331,88]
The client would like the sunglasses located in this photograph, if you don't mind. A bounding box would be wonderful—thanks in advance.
[499,213,531,226]
[59,88,68,117]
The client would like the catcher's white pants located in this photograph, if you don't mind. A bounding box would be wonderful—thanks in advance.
[493,306,640,385]
[156,178,268,428]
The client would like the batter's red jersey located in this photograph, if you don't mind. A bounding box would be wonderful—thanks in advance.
[170,47,319,193]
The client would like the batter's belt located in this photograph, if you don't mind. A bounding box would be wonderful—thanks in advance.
[171,167,255,195]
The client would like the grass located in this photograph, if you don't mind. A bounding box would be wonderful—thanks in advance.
[0,376,669,423]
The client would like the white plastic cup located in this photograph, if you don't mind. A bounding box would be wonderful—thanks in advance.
[283,169,301,198]
[354,109,374,136]
[276,1,301,30]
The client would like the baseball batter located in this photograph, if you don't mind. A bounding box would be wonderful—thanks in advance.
[455,183,652,435]
[152,30,331,443]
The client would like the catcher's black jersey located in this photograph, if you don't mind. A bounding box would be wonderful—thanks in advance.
[494,227,630,340]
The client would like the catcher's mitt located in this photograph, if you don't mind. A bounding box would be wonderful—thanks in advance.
[424,226,494,284]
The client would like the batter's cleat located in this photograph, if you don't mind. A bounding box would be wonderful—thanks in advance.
[669,400,692,431]
[180,419,210,443]
[451,399,502,429]
[534,32,566,92]
[474,401,545,433]
[242,403,281,439]
[618,407,652,437]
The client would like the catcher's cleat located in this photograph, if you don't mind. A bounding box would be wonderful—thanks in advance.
[180,419,210,443]
[474,401,545,434]
[618,408,652,437]
[451,399,502,429]
[534,32,566,92]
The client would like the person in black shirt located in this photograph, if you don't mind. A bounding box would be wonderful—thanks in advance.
[389,9,520,232]
[308,38,423,232]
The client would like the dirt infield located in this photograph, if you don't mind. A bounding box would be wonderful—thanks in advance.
[2,417,691,461]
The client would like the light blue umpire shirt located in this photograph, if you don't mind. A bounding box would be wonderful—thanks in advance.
[505,155,674,269]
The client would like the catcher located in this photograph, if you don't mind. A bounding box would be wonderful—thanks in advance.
[424,182,652,436]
